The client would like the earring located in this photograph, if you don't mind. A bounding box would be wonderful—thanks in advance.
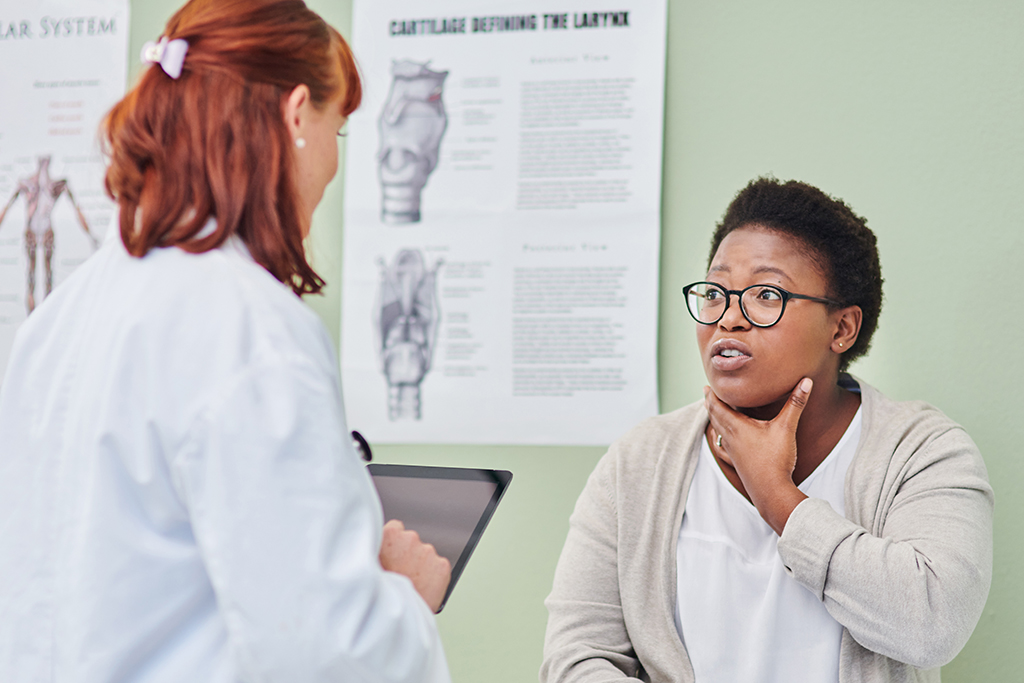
[295,137,306,149]
[838,342,844,348]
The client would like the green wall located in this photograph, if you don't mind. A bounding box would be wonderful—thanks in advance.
[129,2,1023,681]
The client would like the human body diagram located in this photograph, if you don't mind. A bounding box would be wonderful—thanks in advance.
[378,60,449,224]
[0,156,98,313]
[375,249,442,420]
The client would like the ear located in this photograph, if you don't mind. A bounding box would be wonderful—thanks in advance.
[831,305,862,355]
[282,84,312,144]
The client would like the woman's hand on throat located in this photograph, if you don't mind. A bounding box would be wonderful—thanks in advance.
[704,378,813,535]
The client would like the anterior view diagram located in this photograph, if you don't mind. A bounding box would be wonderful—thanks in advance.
[0,156,99,313]
[378,60,449,224]
[375,249,442,420]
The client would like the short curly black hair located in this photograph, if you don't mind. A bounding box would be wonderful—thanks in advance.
[708,177,884,370]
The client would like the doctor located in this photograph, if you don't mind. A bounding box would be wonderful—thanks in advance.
[0,1,452,682]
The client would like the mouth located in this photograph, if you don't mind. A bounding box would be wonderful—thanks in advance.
[709,339,752,371]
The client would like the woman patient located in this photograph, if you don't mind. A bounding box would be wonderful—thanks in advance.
[542,178,992,683]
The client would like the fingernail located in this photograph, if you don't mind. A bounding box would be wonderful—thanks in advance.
[800,378,813,393]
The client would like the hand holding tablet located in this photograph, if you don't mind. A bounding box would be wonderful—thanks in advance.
[369,464,513,612]
[379,519,452,613]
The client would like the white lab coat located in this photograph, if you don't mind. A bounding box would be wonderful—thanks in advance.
[0,228,450,683]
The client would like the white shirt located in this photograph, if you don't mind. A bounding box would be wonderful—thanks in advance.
[674,407,862,683]
[0,229,450,683]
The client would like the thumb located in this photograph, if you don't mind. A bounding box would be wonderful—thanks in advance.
[779,377,813,431]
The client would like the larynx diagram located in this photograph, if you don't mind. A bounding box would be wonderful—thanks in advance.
[378,60,449,224]
[0,156,98,313]
[375,249,442,420]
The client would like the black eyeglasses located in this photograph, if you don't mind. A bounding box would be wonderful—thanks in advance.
[682,281,842,328]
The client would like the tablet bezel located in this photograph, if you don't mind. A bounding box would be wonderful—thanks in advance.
[368,463,513,611]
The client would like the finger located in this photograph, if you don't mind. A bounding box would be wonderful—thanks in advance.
[703,385,722,420]
[778,377,813,432]
[709,428,735,467]
[704,387,742,436]
[380,521,402,546]
[704,385,743,418]
[704,401,725,444]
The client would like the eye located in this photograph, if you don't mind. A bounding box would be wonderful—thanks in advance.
[704,288,723,301]
[753,286,782,301]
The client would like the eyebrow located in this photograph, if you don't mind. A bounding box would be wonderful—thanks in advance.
[707,265,793,281]
[752,266,792,280]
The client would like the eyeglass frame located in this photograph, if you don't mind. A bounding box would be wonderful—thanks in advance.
[681,281,843,328]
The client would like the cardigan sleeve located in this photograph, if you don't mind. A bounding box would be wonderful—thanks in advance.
[541,447,645,683]
[777,419,993,670]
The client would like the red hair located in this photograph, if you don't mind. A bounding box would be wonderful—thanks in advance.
[103,0,361,295]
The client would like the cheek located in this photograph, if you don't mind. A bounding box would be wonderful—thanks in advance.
[329,143,340,178]
[695,323,713,355]
[760,320,835,382]
[318,138,339,184]
[787,314,833,352]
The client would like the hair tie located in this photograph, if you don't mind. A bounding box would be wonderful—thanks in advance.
[141,37,189,79]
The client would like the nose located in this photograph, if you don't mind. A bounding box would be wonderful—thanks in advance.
[718,293,751,331]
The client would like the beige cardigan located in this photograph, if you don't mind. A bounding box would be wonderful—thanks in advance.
[542,377,993,683]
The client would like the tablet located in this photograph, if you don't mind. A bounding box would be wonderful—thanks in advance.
[368,463,512,611]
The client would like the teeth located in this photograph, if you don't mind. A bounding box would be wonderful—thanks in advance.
[720,349,742,357]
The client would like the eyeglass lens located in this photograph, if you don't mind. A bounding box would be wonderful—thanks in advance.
[686,283,785,326]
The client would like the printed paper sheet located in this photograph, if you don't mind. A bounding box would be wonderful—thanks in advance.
[341,1,666,445]
[0,0,128,380]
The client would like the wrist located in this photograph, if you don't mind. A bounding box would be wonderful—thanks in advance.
[750,480,807,536]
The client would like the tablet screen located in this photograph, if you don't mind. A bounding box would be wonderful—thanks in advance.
[369,464,512,611]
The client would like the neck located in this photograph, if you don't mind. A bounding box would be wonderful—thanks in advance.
[739,372,860,484]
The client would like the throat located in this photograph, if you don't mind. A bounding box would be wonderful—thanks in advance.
[791,387,861,484]
[737,397,786,422]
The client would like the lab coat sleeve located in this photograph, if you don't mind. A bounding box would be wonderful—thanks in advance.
[168,355,450,683]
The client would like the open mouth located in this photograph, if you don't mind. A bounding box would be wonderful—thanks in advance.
[710,340,752,370]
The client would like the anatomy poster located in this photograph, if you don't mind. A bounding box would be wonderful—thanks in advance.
[0,0,128,380]
[341,1,666,445]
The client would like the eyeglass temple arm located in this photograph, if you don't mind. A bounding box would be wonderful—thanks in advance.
[787,292,842,306]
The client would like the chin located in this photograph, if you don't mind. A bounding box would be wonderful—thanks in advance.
[707,374,790,411]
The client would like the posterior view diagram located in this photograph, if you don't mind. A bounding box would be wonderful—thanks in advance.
[375,249,442,420]
[0,156,99,313]
[378,60,449,224]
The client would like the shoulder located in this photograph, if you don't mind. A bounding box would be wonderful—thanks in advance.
[848,376,991,507]
[29,238,343,419]
[137,239,335,372]
[855,376,983,469]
